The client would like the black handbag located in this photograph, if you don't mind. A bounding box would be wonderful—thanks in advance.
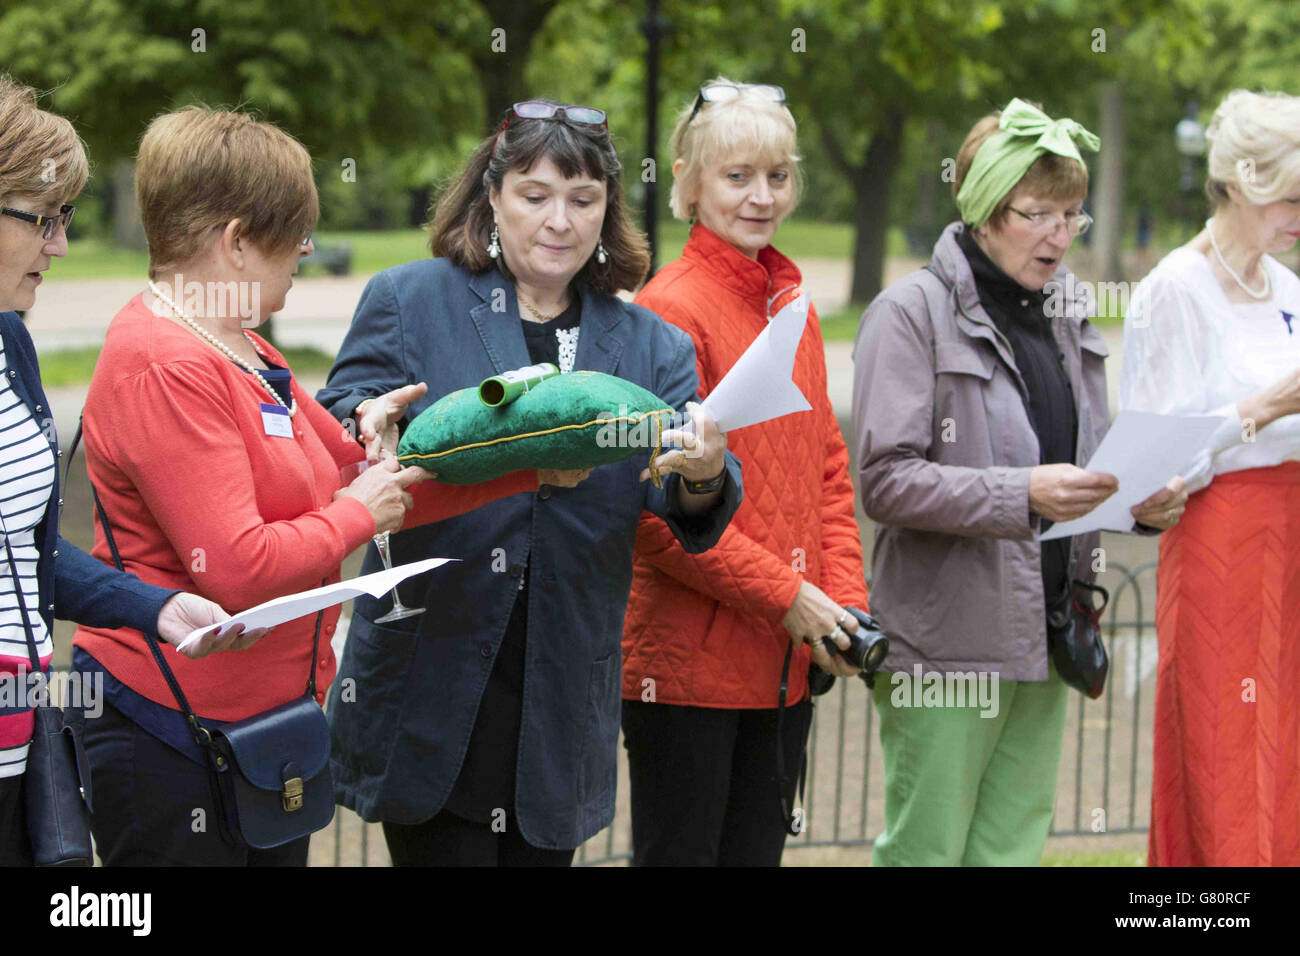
[1047,579,1110,699]
[2,536,94,866]
[69,421,336,850]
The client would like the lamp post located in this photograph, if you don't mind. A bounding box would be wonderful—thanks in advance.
[1175,101,1207,235]
[641,0,669,275]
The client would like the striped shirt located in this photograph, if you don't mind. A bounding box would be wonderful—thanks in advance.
[0,337,56,778]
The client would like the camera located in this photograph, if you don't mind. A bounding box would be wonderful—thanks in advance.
[825,606,889,677]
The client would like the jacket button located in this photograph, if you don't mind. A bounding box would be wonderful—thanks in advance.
[538,485,552,500]
[34,404,42,412]
[57,498,63,507]
[47,604,54,612]
[320,658,330,668]
[480,642,493,658]
[56,449,63,458]
[325,624,335,636]
[51,549,59,557]
[7,370,14,378]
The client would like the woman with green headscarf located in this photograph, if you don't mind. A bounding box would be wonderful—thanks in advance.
[850,99,1187,865]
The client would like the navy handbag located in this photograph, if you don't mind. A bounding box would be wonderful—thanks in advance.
[73,422,336,850]
[3,537,95,866]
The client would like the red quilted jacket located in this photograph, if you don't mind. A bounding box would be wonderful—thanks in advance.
[622,224,869,708]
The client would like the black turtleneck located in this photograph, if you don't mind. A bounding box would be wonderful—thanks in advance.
[956,227,1078,621]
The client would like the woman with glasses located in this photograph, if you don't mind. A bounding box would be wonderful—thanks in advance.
[70,106,545,867]
[1121,89,1300,866]
[851,99,1187,866]
[0,76,260,866]
[620,78,868,866]
[317,99,741,866]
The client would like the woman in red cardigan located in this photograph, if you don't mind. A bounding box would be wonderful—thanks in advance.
[72,107,578,867]
[621,80,869,865]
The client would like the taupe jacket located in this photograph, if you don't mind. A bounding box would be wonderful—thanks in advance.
[851,222,1111,681]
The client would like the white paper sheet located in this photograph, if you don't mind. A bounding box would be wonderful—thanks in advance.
[698,293,814,433]
[1038,411,1228,540]
[176,558,457,652]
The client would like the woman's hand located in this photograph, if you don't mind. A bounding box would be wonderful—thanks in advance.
[358,383,429,464]
[1029,464,1119,523]
[781,580,860,678]
[1130,475,1188,530]
[639,402,727,484]
[156,592,272,659]
[539,468,594,488]
[334,458,428,534]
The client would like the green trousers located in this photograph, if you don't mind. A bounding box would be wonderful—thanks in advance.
[870,664,1068,866]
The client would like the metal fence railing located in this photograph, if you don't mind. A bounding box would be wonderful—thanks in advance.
[306,560,1161,866]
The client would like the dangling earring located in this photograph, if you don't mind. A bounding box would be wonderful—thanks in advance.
[595,238,608,264]
[487,222,501,259]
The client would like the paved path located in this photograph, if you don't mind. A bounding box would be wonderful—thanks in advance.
[29,259,1128,436]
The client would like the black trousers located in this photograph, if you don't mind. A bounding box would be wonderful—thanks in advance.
[82,700,309,866]
[383,809,575,867]
[622,697,813,867]
[0,773,32,866]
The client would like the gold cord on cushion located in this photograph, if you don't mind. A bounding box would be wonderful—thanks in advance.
[648,415,664,489]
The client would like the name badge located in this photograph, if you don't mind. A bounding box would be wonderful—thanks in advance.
[260,403,293,438]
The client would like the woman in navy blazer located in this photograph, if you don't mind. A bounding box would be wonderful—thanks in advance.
[0,74,254,865]
[318,101,743,864]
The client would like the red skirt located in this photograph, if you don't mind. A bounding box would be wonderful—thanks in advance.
[1150,462,1300,866]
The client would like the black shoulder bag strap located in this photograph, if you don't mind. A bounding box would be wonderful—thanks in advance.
[64,419,326,838]
[2,524,46,699]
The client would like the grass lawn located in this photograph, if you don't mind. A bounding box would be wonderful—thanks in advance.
[39,343,337,388]
[54,220,902,281]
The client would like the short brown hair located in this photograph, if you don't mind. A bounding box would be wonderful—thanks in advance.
[953,108,1089,227]
[136,107,318,279]
[0,74,88,204]
[430,102,650,295]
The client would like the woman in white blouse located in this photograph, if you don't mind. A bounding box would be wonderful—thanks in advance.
[1121,89,1300,867]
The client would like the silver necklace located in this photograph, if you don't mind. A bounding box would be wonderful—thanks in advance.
[1206,218,1272,301]
[147,280,297,417]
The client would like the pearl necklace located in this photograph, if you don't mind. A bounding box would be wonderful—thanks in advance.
[147,280,297,417]
[1206,218,1272,301]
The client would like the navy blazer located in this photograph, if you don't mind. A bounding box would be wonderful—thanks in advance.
[0,313,173,666]
[317,259,743,849]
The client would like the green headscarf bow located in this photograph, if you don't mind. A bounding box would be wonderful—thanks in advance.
[955,98,1100,229]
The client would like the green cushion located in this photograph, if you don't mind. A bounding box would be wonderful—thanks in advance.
[396,370,677,484]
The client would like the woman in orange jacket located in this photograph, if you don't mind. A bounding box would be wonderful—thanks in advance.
[621,79,869,866]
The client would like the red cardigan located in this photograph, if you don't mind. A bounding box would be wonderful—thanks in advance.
[622,225,869,708]
[73,295,537,720]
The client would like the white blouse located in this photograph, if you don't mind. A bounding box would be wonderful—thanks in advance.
[1120,246,1300,494]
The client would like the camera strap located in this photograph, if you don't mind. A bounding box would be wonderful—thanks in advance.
[775,641,809,838]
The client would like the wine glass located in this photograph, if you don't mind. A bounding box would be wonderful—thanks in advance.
[373,530,425,623]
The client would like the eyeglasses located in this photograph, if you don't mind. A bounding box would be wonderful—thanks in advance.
[1006,205,1092,238]
[686,83,786,126]
[491,101,608,158]
[1,203,75,240]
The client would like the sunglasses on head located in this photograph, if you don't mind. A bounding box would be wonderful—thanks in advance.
[491,101,609,158]
[686,83,786,126]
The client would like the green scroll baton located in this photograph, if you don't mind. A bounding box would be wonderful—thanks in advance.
[478,362,561,407]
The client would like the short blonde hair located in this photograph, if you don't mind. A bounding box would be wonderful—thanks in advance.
[136,106,319,279]
[953,108,1089,227]
[1205,89,1300,207]
[0,74,88,204]
[668,77,803,221]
